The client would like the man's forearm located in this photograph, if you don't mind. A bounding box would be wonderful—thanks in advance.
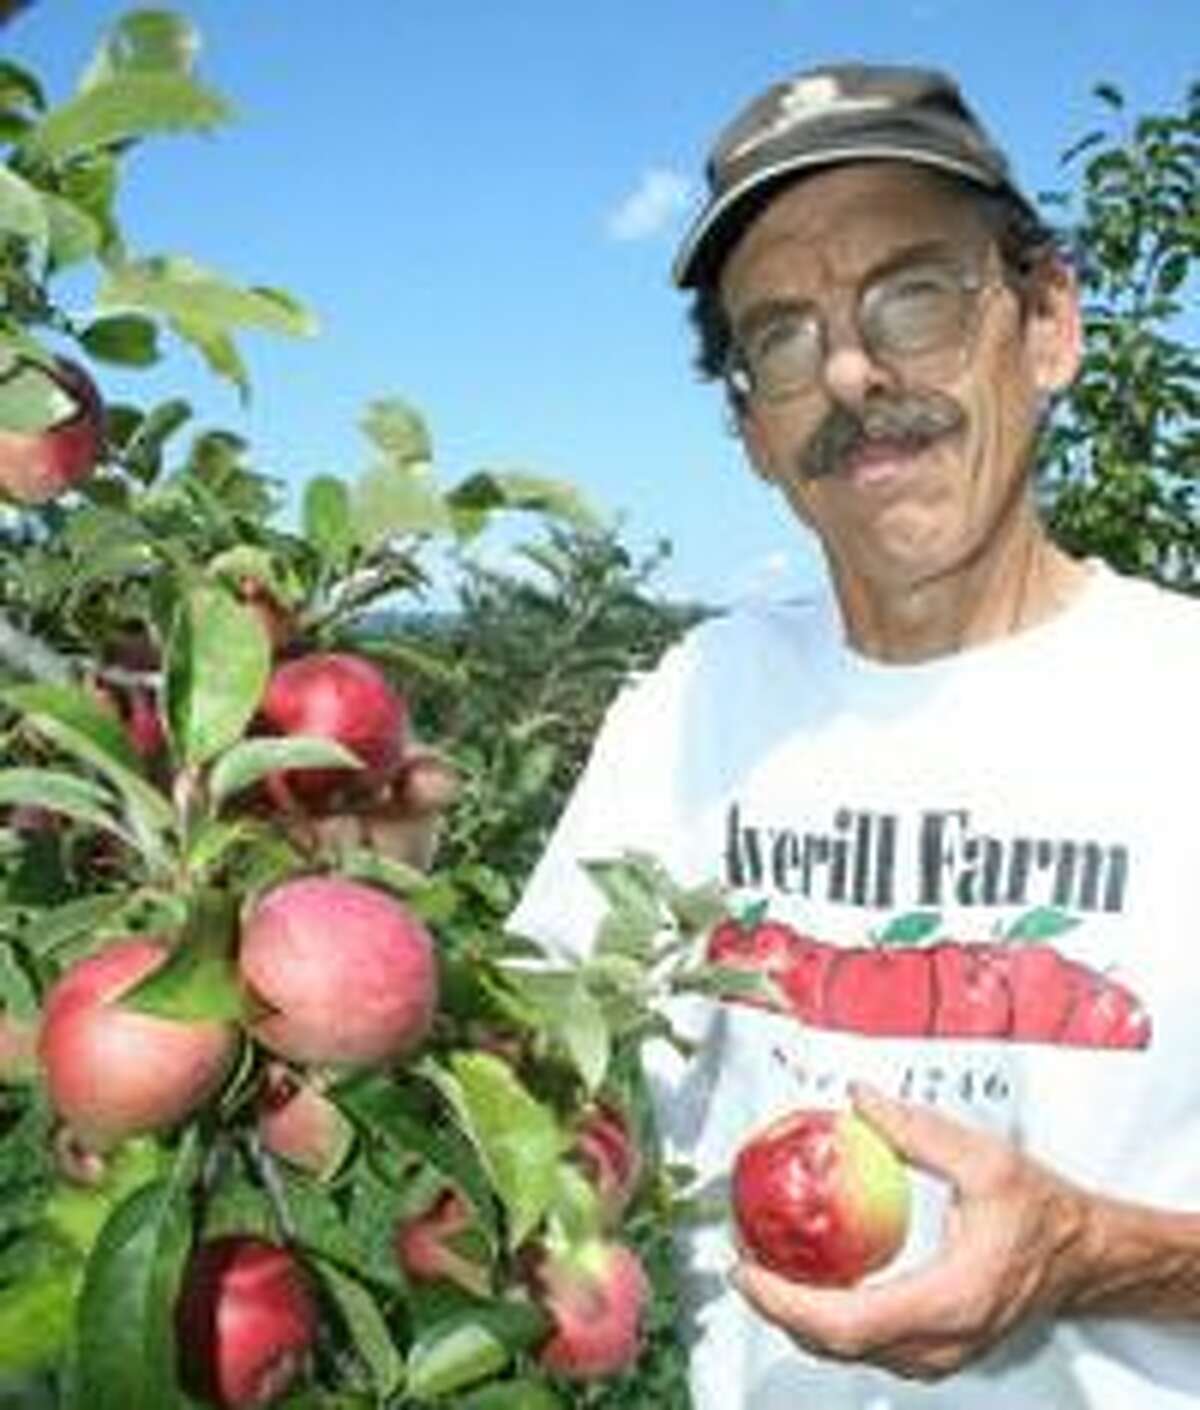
[1064,1190,1200,1320]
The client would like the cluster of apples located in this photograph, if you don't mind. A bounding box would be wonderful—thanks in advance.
[29,645,651,1402]
[395,1098,649,1383]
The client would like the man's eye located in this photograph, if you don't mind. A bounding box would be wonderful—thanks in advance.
[746,314,811,363]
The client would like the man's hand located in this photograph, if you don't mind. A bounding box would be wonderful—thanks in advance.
[731,1084,1093,1381]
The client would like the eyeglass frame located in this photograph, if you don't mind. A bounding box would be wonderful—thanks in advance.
[722,244,1002,405]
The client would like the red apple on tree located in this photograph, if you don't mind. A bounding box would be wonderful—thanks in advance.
[732,1108,910,1287]
[569,1100,643,1227]
[238,875,438,1067]
[0,355,104,505]
[175,1235,317,1409]
[529,1238,648,1382]
[37,939,239,1152]
[393,1186,490,1297]
[255,1062,353,1179]
[256,652,407,810]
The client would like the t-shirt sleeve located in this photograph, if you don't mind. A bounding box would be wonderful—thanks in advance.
[507,636,696,962]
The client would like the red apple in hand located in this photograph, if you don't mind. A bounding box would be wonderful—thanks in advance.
[238,875,437,1067]
[175,1236,317,1409]
[0,355,103,505]
[530,1239,648,1381]
[732,1108,910,1287]
[38,939,239,1152]
[257,652,407,810]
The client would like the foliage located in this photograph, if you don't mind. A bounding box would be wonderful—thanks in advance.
[412,526,704,893]
[0,11,713,1409]
[1040,79,1200,586]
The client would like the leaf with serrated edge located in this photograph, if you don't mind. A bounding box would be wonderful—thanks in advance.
[208,736,360,808]
[70,1139,197,1410]
[441,1052,564,1249]
[23,73,231,162]
[312,1257,405,1401]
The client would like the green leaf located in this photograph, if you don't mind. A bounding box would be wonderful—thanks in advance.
[208,736,361,809]
[80,314,161,368]
[164,582,271,767]
[303,475,355,564]
[42,191,102,269]
[1,683,173,836]
[334,1074,498,1252]
[0,357,74,434]
[459,1381,564,1410]
[23,73,231,162]
[44,1139,165,1257]
[442,1052,564,1249]
[99,257,317,337]
[447,471,600,540]
[80,10,201,86]
[581,857,665,932]
[0,165,48,255]
[70,1152,197,1410]
[0,59,46,116]
[17,892,142,959]
[0,765,126,829]
[352,459,450,547]
[361,399,432,464]
[311,1257,405,1401]
[504,970,610,1092]
[406,1302,548,1401]
[122,890,245,1022]
[0,1243,79,1373]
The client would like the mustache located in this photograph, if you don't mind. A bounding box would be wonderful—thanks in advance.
[799,392,966,480]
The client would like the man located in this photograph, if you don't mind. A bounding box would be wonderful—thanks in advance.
[510,64,1200,1408]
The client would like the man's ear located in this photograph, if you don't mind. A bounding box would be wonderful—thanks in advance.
[1026,257,1083,396]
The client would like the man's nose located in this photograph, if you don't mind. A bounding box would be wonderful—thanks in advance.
[820,337,899,408]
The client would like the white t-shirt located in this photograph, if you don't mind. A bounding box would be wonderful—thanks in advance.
[510,561,1200,1410]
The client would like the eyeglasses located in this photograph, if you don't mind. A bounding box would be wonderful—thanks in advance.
[726,256,993,403]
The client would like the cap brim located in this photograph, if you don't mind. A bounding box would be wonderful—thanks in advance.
[671,144,1013,288]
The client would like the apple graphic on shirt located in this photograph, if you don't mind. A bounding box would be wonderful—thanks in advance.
[732,1108,911,1287]
[823,944,934,1037]
[929,940,1013,1038]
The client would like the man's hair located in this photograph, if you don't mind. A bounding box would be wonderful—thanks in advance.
[687,170,1064,411]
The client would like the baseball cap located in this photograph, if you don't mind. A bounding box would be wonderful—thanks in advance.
[673,62,1039,288]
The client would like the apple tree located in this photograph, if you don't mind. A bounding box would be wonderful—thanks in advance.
[0,10,720,1409]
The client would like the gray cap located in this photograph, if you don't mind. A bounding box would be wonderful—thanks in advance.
[673,62,1038,288]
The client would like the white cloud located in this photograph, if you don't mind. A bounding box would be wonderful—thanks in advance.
[605,167,692,242]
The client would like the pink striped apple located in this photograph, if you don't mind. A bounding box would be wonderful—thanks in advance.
[732,1108,910,1287]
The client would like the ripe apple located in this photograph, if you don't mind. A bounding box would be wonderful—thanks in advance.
[731,1108,910,1287]
[38,939,239,1152]
[175,1235,317,1409]
[256,652,407,809]
[393,1187,490,1297]
[530,1239,648,1381]
[238,875,437,1067]
[0,355,103,505]
[255,1062,353,1179]
[570,1101,643,1226]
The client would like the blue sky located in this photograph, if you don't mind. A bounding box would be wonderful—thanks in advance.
[8,2,1199,605]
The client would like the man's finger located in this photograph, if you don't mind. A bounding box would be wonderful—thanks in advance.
[731,1254,965,1361]
[850,1083,1001,1189]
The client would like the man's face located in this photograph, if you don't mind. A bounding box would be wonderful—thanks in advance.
[718,162,1080,593]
